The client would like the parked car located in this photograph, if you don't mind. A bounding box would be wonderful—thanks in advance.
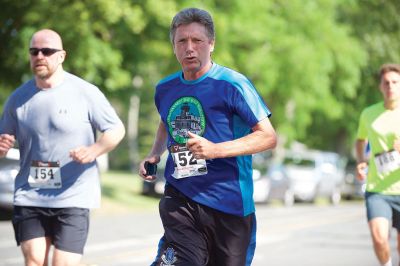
[253,162,295,206]
[341,160,366,200]
[0,148,19,210]
[282,150,346,204]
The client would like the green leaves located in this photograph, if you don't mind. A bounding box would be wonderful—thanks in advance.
[1,0,398,166]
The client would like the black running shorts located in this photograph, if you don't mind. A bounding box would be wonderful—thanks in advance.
[12,206,90,254]
[152,185,256,266]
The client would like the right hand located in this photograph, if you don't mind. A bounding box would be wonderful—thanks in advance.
[356,162,368,181]
[0,134,15,157]
[139,156,160,182]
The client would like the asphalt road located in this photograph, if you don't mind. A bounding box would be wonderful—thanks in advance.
[0,201,397,266]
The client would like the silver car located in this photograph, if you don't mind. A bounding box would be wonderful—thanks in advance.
[0,148,19,210]
[283,150,346,204]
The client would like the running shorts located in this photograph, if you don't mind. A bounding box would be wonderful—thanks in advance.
[365,192,400,230]
[12,206,90,254]
[152,185,256,266]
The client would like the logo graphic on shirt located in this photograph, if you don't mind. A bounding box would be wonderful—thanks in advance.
[167,97,205,144]
[161,247,177,266]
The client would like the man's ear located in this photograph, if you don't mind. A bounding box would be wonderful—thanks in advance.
[58,50,66,64]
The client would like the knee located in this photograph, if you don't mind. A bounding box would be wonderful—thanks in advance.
[23,253,48,266]
[372,234,389,249]
[21,244,49,266]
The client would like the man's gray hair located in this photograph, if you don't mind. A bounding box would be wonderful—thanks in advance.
[170,7,215,44]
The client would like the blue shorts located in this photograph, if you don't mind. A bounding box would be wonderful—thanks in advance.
[12,206,90,254]
[365,192,400,230]
[152,185,256,266]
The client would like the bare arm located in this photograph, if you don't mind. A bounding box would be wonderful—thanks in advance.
[139,121,168,181]
[187,117,277,160]
[0,134,15,158]
[355,139,368,181]
[69,123,125,164]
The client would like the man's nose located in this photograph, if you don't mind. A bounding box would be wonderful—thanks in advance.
[36,51,45,58]
[186,40,194,53]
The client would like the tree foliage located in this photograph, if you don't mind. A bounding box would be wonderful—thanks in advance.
[0,0,398,169]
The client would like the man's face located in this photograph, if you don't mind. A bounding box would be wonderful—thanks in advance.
[173,22,214,80]
[380,71,400,103]
[29,33,65,80]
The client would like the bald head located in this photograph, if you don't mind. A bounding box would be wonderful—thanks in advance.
[30,29,63,50]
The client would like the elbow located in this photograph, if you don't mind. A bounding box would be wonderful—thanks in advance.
[117,123,126,143]
[260,131,277,152]
[269,132,278,150]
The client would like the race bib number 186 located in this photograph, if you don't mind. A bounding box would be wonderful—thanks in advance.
[374,150,400,175]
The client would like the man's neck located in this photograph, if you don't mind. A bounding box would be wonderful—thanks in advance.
[35,69,64,90]
[384,100,400,110]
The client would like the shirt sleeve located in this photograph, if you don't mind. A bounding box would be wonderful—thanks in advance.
[0,95,17,135]
[228,76,271,128]
[85,85,123,132]
[356,109,368,140]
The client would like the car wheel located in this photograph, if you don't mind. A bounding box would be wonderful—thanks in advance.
[283,189,295,207]
[330,188,341,205]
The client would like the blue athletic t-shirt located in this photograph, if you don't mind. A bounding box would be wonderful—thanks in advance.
[155,63,271,216]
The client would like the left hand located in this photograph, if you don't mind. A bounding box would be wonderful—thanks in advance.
[186,132,216,160]
[70,146,98,164]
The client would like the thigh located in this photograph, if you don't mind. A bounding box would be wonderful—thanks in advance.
[52,248,83,265]
[365,192,392,222]
[154,186,208,266]
[52,208,90,254]
[208,212,256,266]
[20,237,52,265]
[12,206,51,245]
[387,195,400,230]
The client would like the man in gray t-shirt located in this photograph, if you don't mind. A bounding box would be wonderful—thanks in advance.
[0,29,125,265]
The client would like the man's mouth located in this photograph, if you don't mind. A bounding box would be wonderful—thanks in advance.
[185,57,196,62]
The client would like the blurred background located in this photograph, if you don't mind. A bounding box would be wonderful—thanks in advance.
[0,0,399,203]
[1,1,400,265]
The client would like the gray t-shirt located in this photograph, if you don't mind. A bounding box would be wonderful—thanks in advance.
[0,72,123,208]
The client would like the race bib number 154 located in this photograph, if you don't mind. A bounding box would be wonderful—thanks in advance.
[28,161,62,189]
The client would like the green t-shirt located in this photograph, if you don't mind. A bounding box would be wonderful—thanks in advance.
[357,102,400,194]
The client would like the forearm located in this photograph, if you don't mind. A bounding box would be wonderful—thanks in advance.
[213,118,277,158]
[355,139,368,163]
[148,122,168,158]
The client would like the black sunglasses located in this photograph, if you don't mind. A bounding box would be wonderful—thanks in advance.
[29,48,62,56]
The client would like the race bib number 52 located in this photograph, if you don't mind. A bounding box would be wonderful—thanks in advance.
[170,145,208,179]
[28,161,62,189]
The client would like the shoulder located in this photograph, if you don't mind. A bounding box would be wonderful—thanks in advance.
[209,63,254,92]
[210,64,248,82]
[63,72,104,99]
[6,79,36,106]
[361,102,384,116]
[157,71,182,88]
[64,72,98,90]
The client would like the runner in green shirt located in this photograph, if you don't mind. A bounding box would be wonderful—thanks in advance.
[356,63,400,266]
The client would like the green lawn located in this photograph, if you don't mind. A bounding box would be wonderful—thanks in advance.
[97,170,160,214]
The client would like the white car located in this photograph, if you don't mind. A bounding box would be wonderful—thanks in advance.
[0,148,19,210]
[282,150,345,204]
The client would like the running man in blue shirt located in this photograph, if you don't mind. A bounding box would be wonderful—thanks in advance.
[139,8,277,266]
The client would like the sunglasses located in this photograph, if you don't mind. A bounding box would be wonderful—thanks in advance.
[29,48,62,56]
